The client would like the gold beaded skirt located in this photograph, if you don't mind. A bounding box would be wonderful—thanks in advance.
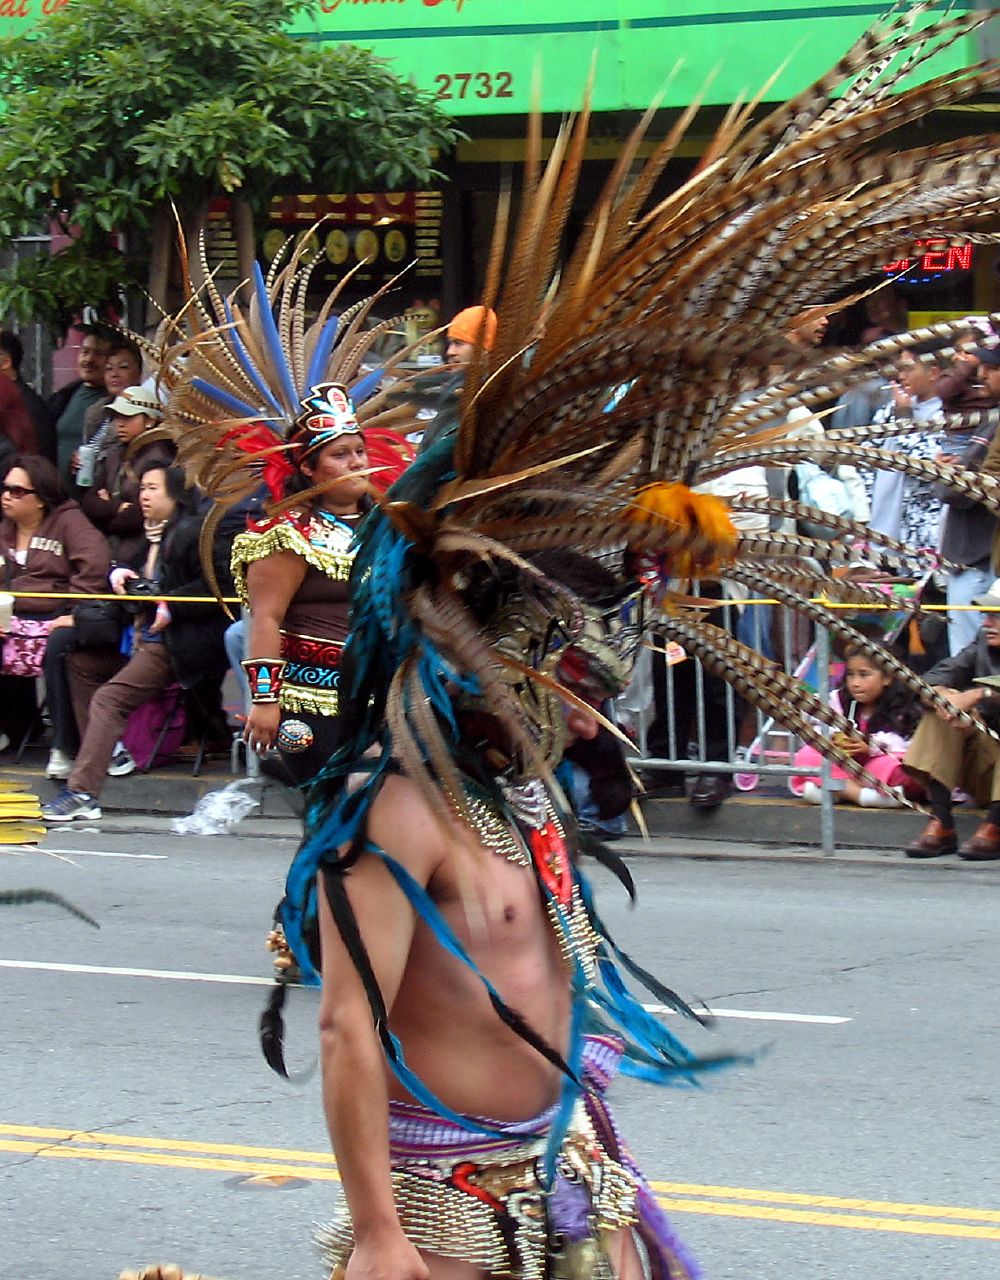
[318,1097,639,1280]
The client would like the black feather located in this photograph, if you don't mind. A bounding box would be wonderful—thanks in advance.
[0,888,98,928]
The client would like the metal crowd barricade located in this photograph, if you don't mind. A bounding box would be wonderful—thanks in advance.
[622,590,839,854]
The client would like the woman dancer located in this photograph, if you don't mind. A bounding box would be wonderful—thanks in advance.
[232,386,374,787]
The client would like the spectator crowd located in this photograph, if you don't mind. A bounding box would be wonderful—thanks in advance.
[0,324,236,820]
[619,295,1000,857]
[1,299,999,854]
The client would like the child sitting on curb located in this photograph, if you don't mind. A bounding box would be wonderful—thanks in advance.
[790,647,922,807]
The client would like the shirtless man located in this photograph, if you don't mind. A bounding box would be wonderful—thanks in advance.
[317,709,594,1280]
[307,556,704,1280]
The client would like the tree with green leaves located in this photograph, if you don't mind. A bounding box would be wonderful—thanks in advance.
[0,0,457,334]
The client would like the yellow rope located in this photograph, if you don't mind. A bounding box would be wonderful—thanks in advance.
[2,590,997,612]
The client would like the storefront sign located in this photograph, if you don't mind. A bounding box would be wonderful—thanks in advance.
[290,1,980,114]
[1,2,980,116]
[884,238,974,279]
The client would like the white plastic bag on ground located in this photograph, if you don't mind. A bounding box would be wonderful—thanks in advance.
[172,778,260,835]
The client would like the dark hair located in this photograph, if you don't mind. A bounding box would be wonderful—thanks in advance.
[898,337,951,371]
[135,460,199,514]
[0,331,24,371]
[3,453,68,514]
[73,322,116,346]
[836,648,922,738]
[106,337,142,367]
[463,548,626,628]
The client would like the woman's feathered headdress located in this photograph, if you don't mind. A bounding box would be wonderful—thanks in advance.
[148,234,422,574]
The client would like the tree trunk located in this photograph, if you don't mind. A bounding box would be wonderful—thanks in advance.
[181,200,212,298]
[146,202,173,331]
[231,195,256,305]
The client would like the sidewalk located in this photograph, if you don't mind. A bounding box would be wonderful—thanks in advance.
[6,743,998,869]
[1,741,304,828]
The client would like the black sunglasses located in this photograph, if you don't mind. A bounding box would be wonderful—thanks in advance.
[2,484,36,498]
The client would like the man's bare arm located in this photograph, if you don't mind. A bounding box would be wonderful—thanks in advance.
[316,777,445,1280]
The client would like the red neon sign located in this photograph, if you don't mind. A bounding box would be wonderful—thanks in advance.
[884,238,973,274]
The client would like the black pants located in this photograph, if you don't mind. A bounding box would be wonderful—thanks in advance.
[0,673,39,748]
[44,623,91,754]
[647,587,742,765]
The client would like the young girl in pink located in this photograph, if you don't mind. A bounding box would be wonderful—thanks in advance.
[790,648,921,807]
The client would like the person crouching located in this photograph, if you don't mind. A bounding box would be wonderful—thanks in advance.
[903,582,1000,860]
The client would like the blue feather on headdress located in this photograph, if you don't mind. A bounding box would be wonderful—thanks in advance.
[222,298,285,420]
[252,261,301,412]
[348,366,384,407]
[305,314,340,391]
[190,376,265,423]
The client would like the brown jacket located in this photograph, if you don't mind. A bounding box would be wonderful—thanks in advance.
[0,500,111,619]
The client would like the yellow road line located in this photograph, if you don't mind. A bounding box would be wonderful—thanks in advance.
[655,1198,1000,1240]
[3,1126,999,1241]
[648,1179,1000,1224]
[0,1123,338,1164]
[0,1138,340,1180]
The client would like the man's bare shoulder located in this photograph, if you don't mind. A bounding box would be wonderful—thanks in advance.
[366,773,450,886]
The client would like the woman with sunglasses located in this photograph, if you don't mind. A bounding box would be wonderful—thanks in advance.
[0,454,110,756]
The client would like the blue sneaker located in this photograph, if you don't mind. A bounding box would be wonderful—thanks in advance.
[42,789,102,822]
[107,745,136,777]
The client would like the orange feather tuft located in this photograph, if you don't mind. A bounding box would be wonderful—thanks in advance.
[627,483,739,575]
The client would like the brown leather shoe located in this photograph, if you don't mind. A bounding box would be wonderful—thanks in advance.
[959,821,1000,861]
[905,818,958,858]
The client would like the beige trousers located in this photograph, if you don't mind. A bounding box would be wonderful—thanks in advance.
[904,713,1000,804]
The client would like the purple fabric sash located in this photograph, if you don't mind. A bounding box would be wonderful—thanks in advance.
[387,1033,702,1280]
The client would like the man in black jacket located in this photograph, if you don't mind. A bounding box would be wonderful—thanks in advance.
[904,586,1000,860]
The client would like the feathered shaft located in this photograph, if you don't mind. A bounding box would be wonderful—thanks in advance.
[738,560,925,617]
[724,496,960,571]
[0,888,99,927]
[701,442,1000,517]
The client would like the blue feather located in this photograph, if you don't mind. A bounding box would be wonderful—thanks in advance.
[222,299,286,419]
[305,314,341,389]
[540,970,586,1187]
[252,261,300,411]
[191,377,265,422]
[349,366,383,406]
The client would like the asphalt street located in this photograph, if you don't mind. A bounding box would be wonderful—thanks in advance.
[3,824,999,1279]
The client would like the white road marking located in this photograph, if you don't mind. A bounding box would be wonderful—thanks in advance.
[0,960,274,986]
[644,1003,850,1025]
[0,960,850,1022]
[32,847,167,860]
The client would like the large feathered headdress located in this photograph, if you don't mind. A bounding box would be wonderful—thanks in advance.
[254,3,1000,1154]
[285,5,1000,842]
